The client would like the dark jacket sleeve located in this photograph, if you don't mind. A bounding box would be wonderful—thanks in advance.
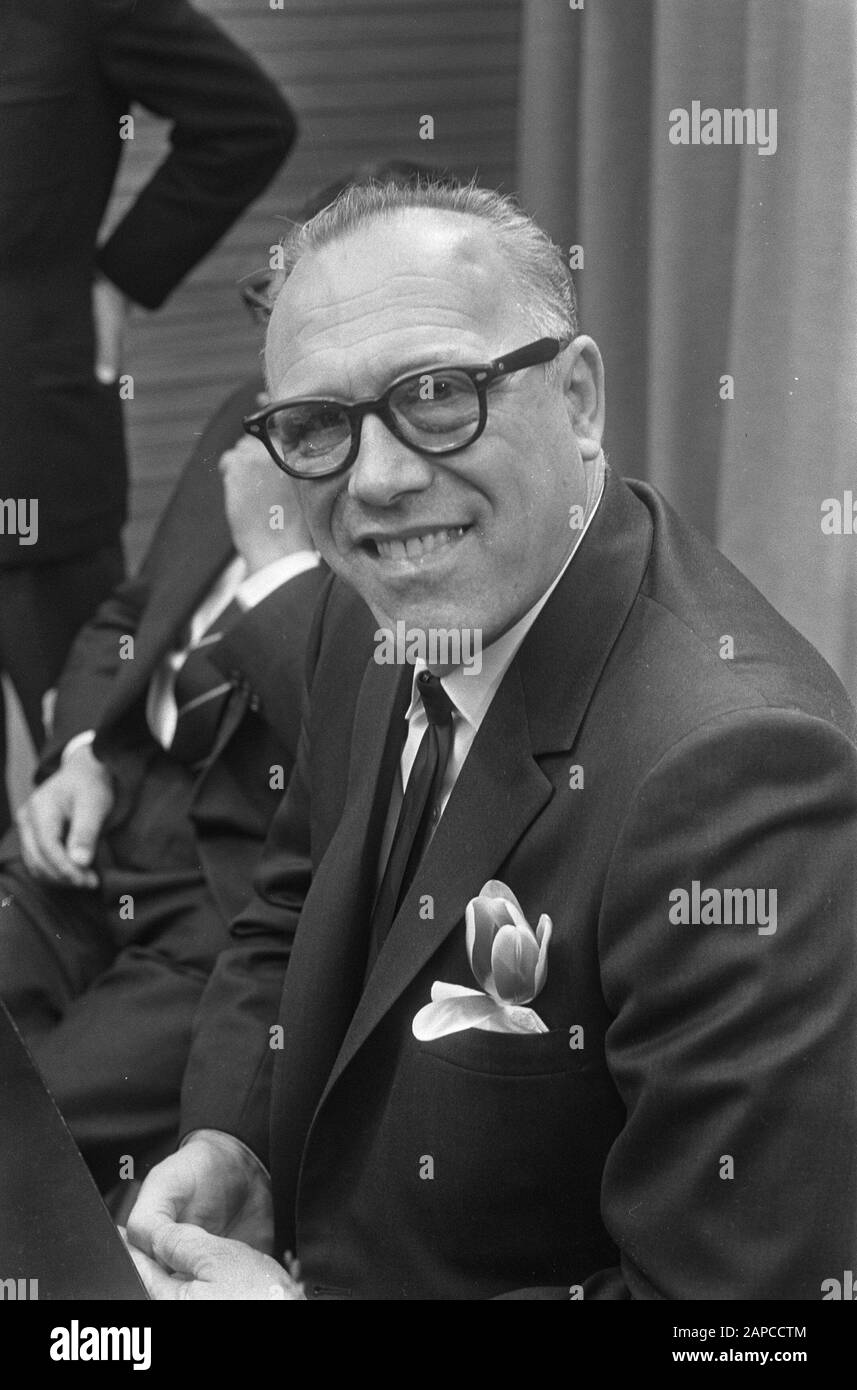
[180,579,333,1158]
[572,708,857,1300]
[39,573,152,776]
[92,0,296,308]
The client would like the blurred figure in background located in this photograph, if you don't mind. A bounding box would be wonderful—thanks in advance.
[0,388,323,1195]
[0,0,296,832]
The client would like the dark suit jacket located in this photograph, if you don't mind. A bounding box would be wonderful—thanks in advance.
[37,377,325,923]
[0,0,295,565]
[182,466,857,1299]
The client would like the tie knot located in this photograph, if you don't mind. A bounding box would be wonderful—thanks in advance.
[416,670,455,727]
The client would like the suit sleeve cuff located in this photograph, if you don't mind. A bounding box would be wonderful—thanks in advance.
[180,1128,271,1181]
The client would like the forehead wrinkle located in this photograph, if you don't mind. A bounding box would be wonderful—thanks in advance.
[271,321,492,403]
[291,258,507,332]
[266,216,525,397]
[269,298,508,401]
[294,279,479,346]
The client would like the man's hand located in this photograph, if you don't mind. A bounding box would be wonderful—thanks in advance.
[126,1130,274,1260]
[219,426,312,576]
[92,273,130,384]
[16,743,113,888]
[125,1225,304,1301]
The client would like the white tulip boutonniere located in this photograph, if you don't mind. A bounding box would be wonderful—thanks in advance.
[412,880,552,1040]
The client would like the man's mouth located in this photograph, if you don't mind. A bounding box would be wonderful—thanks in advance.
[361,525,471,562]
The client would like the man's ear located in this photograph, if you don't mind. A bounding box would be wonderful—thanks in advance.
[559,335,605,460]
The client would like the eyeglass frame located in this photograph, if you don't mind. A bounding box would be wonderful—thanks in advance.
[242,335,571,480]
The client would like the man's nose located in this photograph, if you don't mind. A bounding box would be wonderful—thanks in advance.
[346,412,434,506]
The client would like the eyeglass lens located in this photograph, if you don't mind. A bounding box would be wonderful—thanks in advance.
[266,368,482,475]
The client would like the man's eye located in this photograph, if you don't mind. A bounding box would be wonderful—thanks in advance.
[428,376,454,397]
[395,372,474,415]
[410,373,464,400]
[277,406,346,456]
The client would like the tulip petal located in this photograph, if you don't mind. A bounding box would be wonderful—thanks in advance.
[430,980,482,1003]
[480,880,523,915]
[412,993,508,1041]
[466,898,505,992]
[490,923,540,1005]
[479,880,532,934]
[499,1004,549,1034]
[533,915,553,994]
[475,1002,549,1033]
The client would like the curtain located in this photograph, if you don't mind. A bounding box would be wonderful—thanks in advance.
[517,0,857,698]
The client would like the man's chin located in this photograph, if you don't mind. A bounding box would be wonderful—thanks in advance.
[340,570,468,633]
[366,604,482,641]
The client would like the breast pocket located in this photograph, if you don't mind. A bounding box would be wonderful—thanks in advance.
[417,1024,590,1077]
[406,1024,622,1276]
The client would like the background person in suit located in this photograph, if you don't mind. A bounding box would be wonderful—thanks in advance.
[128,180,857,1300]
[0,377,323,1193]
[0,0,296,833]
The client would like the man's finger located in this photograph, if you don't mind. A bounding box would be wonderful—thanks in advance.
[92,277,127,382]
[65,792,107,875]
[126,1243,188,1301]
[25,804,94,888]
[16,808,57,882]
[125,1166,190,1258]
[151,1221,222,1279]
[18,802,77,884]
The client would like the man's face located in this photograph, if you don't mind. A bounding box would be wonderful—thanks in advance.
[265,209,603,647]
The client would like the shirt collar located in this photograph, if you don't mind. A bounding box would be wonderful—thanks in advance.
[405,451,607,730]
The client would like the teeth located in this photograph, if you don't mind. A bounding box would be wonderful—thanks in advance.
[375,526,466,561]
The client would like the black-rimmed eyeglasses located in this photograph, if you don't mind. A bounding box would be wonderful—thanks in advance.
[242,336,569,480]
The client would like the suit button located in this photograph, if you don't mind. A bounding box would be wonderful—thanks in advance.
[248,693,261,712]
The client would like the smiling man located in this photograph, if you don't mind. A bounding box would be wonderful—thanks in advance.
[254,202,602,648]
[127,180,857,1301]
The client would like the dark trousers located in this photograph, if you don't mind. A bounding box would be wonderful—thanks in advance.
[0,542,125,833]
[0,746,231,1192]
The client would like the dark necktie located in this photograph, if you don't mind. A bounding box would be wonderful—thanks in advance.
[368,670,456,964]
[168,598,242,766]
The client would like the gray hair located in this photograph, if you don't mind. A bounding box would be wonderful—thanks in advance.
[273,179,579,365]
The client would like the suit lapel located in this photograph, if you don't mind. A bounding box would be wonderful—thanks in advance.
[101,460,235,724]
[518,467,653,756]
[130,463,234,676]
